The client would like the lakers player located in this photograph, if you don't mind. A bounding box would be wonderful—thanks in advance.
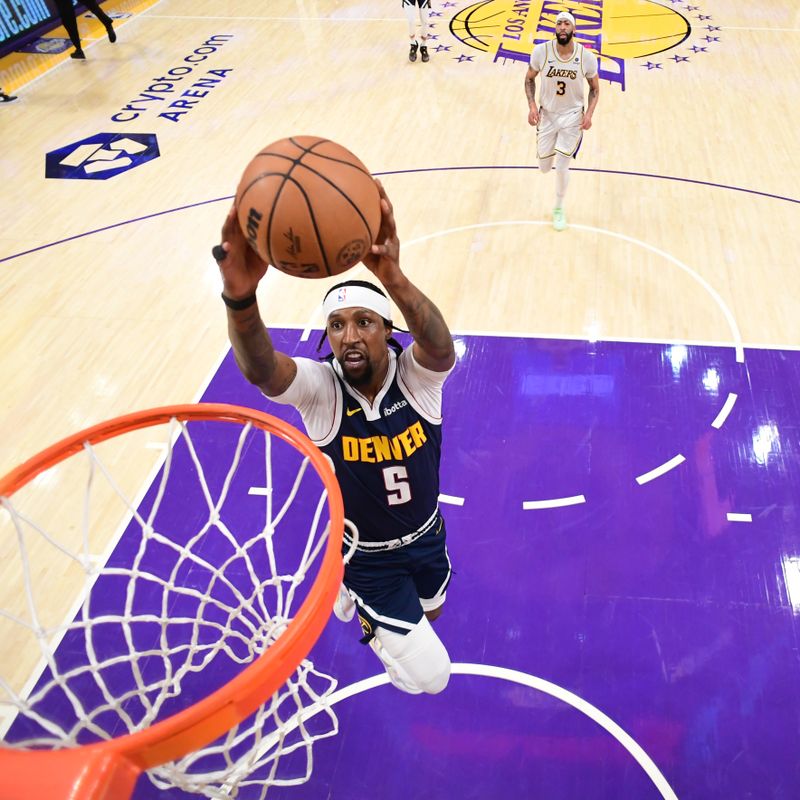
[525,11,600,231]
[214,180,455,695]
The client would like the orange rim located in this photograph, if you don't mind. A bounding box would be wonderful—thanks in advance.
[0,404,345,800]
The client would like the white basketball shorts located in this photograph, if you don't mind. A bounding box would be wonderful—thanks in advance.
[536,106,584,159]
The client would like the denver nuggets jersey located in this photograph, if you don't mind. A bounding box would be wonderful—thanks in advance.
[271,347,451,544]
[529,41,598,114]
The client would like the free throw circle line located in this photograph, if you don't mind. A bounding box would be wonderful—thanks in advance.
[284,662,679,800]
[522,494,586,510]
[635,454,686,485]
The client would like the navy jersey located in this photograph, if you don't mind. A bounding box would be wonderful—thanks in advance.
[270,347,451,544]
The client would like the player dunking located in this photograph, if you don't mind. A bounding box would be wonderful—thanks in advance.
[403,0,431,63]
[525,11,600,231]
[214,180,455,695]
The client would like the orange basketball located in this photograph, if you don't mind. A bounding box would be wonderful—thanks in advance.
[235,136,382,279]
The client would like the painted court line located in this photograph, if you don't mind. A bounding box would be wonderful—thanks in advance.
[439,494,465,506]
[414,220,747,364]
[523,494,586,510]
[721,26,800,33]
[711,392,738,429]
[727,513,752,523]
[282,664,679,800]
[300,219,747,365]
[145,15,393,22]
[297,321,795,355]
[635,454,686,485]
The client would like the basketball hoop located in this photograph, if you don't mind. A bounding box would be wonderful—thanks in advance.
[0,404,348,799]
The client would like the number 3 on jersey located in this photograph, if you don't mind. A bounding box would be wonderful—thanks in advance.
[383,466,411,505]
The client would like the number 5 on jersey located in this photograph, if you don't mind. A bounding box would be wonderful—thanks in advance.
[383,466,411,505]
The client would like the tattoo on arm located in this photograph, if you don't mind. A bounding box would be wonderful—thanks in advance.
[586,76,600,112]
[525,71,537,105]
[384,279,454,367]
[228,307,289,392]
[404,295,453,359]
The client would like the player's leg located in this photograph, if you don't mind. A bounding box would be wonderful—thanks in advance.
[553,152,572,230]
[418,0,431,62]
[403,0,419,61]
[333,582,356,622]
[81,0,115,40]
[343,543,451,694]
[373,513,452,692]
[52,0,84,58]
[536,109,557,176]
[372,615,451,694]
[412,514,452,620]
[335,561,441,630]
[551,110,583,231]
[538,154,555,174]
[354,589,450,695]
[81,0,111,30]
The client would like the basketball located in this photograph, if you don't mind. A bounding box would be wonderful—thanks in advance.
[234,136,382,279]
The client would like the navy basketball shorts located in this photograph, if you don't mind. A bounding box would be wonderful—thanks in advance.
[344,515,452,643]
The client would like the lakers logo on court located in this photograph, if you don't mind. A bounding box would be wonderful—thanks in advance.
[446,0,720,89]
[45,133,160,180]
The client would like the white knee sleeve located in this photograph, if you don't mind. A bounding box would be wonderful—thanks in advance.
[375,616,451,694]
[555,152,572,172]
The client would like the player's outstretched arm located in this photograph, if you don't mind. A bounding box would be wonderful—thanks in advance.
[525,67,539,126]
[362,180,455,373]
[214,205,297,396]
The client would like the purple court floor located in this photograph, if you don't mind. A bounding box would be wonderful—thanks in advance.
[12,330,800,799]
[182,330,800,799]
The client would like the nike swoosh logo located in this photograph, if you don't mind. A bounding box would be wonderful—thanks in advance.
[346,407,362,417]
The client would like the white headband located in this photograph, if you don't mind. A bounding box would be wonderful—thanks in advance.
[555,11,575,25]
[322,284,391,322]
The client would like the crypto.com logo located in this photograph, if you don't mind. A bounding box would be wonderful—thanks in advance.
[45,133,160,180]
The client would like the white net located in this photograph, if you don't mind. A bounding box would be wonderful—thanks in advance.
[0,412,346,798]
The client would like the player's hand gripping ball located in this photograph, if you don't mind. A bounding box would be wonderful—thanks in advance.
[234,136,381,279]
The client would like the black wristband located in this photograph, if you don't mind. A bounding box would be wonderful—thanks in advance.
[221,292,257,310]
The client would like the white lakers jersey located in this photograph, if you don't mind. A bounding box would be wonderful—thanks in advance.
[529,40,598,113]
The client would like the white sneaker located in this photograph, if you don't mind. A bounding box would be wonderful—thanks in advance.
[368,637,422,694]
[333,583,355,622]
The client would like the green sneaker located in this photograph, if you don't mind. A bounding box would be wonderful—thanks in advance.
[552,207,567,231]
